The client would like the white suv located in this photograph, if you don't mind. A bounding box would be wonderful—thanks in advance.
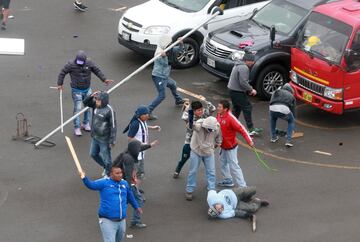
[118,0,269,68]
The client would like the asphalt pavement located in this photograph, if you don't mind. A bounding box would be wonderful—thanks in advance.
[1,1,360,242]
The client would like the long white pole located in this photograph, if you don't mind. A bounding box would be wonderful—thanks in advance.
[60,89,64,133]
[35,9,222,147]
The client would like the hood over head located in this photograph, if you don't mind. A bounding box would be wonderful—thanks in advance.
[201,116,219,131]
[282,83,294,94]
[75,50,87,65]
[127,140,142,159]
[95,91,109,107]
[135,105,150,118]
[155,34,172,56]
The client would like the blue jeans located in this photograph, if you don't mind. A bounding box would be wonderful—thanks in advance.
[131,186,144,225]
[186,150,216,193]
[219,146,247,187]
[270,111,295,142]
[71,88,91,128]
[90,138,112,176]
[99,217,126,242]
[148,75,182,113]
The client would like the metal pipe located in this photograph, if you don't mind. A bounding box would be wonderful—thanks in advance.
[35,9,222,147]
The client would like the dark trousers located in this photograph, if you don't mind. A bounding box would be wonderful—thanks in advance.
[175,143,191,174]
[229,90,253,129]
[131,185,144,225]
[233,187,261,218]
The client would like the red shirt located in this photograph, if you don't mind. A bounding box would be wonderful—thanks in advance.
[216,111,253,149]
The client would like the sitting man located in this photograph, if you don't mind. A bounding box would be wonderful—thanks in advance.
[207,187,269,232]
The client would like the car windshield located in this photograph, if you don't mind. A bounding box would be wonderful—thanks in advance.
[252,1,307,34]
[159,0,210,12]
[299,12,352,64]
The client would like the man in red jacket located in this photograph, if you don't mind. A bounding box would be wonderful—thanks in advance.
[216,100,254,188]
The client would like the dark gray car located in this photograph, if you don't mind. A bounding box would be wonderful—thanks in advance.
[200,0,338,98]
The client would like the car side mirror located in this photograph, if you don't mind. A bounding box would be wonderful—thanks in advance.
[210,6,224,16]
[270,25,276,48]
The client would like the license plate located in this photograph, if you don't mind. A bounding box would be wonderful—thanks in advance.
[122,31,130,41]
[207,58,215,68]
[303,91,312,102]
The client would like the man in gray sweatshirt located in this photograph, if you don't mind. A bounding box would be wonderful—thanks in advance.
[227,51,262,136]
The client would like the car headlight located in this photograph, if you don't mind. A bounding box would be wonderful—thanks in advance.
[230,51,245,61]
[324,87,343,100]
[290,70,298,83]
[144,26,170,35]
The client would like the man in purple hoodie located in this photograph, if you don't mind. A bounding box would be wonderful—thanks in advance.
[57,50,113,136]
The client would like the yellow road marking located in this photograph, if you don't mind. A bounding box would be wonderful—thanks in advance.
[180,87,360,170]
[238,140,360,170]
[295,104,360,130]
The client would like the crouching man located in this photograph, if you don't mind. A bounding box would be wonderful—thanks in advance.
[207,188,269,232]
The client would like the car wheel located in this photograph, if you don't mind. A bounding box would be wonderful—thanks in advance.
[256,64,287,99]
[173,37,199,69]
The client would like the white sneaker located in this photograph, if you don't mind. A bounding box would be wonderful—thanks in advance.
[74,128,82,136]
[270,136,279,143]
[285,142,293,147]
[82,123,91,131]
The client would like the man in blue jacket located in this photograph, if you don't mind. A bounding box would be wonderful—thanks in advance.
[57,50,113,136]
[84,91,117,177]
[80,166,141,242]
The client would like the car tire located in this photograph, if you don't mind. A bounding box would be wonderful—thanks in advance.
[172,37,199,69]
[255,64,288,99]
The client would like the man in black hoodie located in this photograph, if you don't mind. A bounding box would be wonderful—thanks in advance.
[57,50,113,136]
[113,139,158,229]
[269,83,296,147]
[84,91,117,176]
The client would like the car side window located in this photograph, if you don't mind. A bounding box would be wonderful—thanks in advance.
[222,0,242,10]
[347,30,360,72]
[242,0,266,5]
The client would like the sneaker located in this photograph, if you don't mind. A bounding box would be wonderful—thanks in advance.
[1,23,6,31]
[217,179,234,187]
[249,127,263,136]
[148,113,158,120]
[175,99,185,106]
[250,214,256,232]
[81,123,91,132]
[270,136,279,143]
[74,128,82,136]
[253,197,270,207]
[73,1,87,11]
[173,172,179,179]
[275,129,287,137]
[130,222,147,229]
[185,192,193,201]
[285,142,293,147]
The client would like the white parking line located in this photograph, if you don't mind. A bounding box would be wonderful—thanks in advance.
[314,150,332,156]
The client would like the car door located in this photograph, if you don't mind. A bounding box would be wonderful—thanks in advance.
[206,0,269,32]
[344,29,360,109]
